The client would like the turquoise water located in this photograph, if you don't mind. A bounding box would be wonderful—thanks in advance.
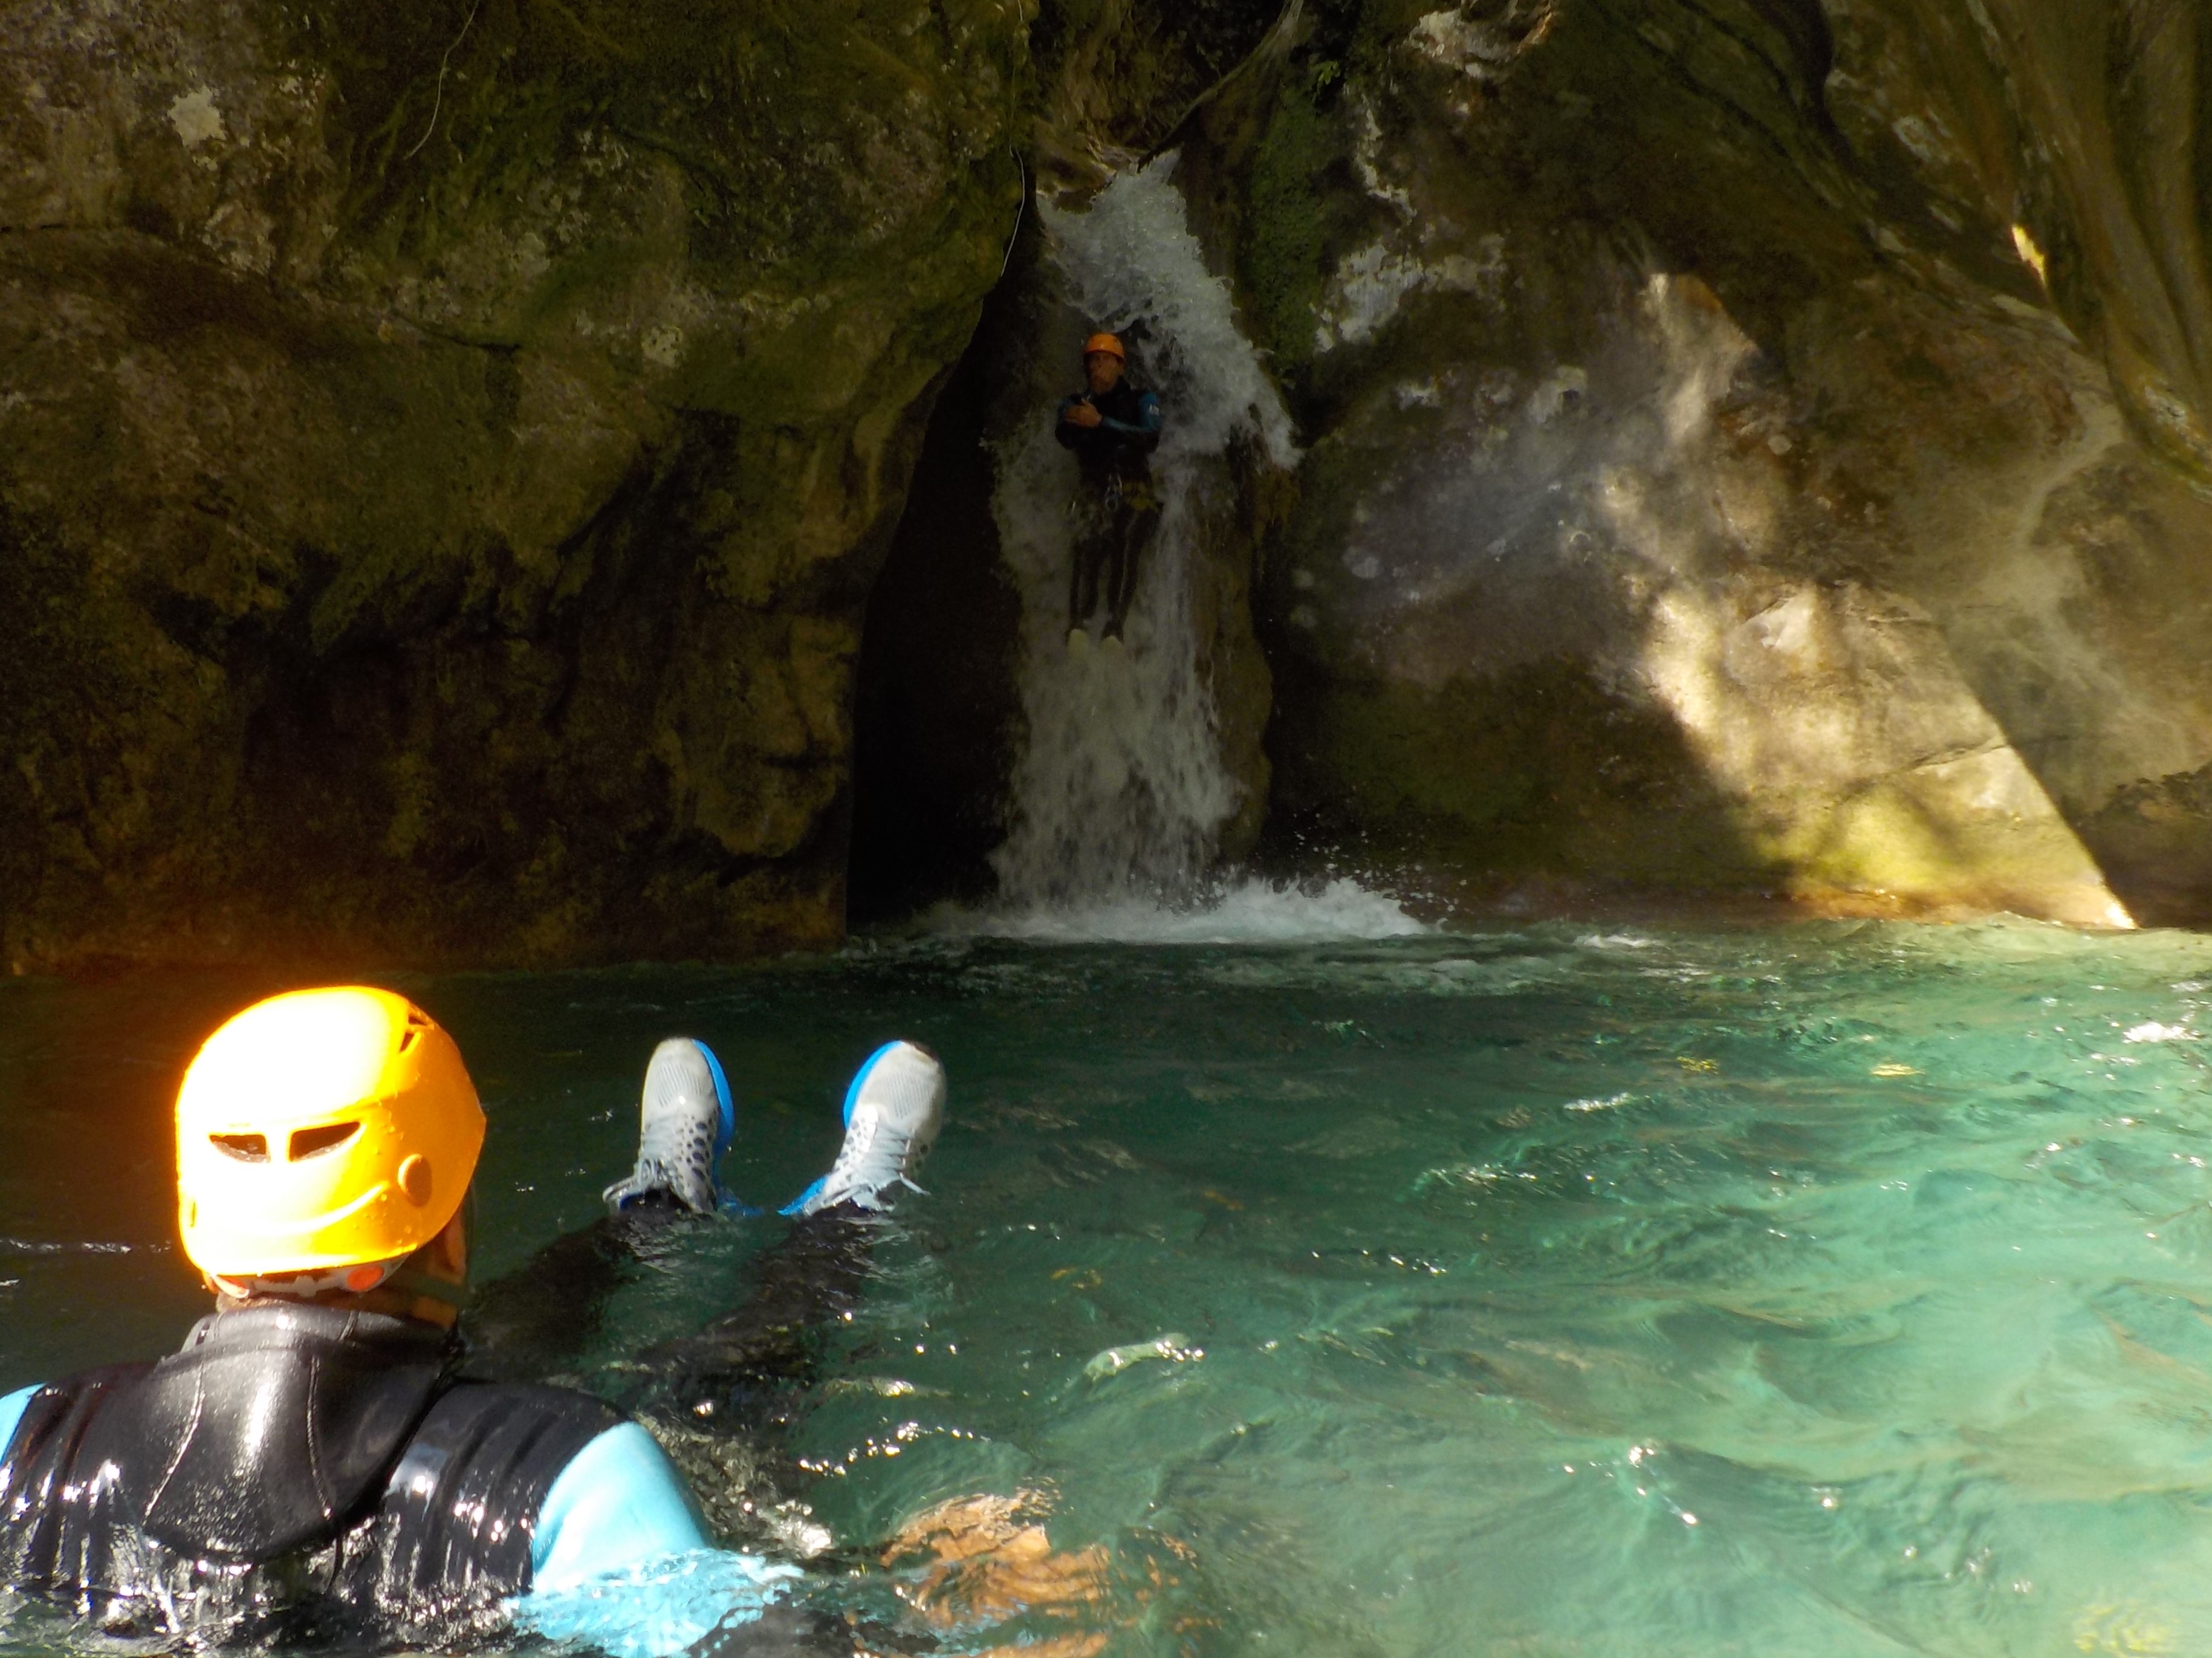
[7,918,2212,1655]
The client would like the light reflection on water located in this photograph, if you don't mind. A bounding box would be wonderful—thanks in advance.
[5,919,2212,1654]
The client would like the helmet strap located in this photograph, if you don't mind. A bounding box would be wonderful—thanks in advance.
[207,1193,473,1330]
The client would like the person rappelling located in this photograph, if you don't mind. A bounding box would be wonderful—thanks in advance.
[1056,331,1163,648]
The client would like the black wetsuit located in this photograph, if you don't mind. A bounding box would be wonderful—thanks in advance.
[1056,380,1163,638]
[0,1303,616,1649]
[0,1208,886,1656]
[470,1202,882,1463]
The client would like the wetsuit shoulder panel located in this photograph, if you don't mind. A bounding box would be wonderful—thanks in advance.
[121,1303,448,1559]
[0,1303,452,1614]
[0,1364,154,1598]
[352,1379,622,1605]
[0,1320,636,1647]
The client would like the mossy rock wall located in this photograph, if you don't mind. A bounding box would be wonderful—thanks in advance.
[11,0,2212,957]
[0,0,1025,968]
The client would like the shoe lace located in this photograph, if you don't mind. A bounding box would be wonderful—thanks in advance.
[824,1110,928,1199]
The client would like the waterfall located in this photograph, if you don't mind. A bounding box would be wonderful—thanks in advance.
[987,156,1298,910]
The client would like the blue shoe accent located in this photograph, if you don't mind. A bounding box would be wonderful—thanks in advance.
[694,1042,757,1211]
[695,1040,735,1159]
[778,1175,828,1219]
[840,1041,901,1127]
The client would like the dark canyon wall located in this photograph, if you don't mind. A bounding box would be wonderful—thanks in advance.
[1,0,1023,969]
[7,0,2212,967]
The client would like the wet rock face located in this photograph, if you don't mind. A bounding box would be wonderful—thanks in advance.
[10,0,2212,959]
[1185,0,2212,922]
[0,0,1022,968]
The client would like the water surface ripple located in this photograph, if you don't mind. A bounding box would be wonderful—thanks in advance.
[5,919,2212,1655]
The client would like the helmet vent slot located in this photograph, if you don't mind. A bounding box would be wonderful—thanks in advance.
[288,1122,361,1159]
[209,1133,268,1161]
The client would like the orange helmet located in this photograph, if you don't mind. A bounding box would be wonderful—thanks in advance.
[1082,332,1126,361]
[175,987,484,1281]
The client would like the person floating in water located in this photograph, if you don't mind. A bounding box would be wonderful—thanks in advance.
[1056,330,1163,647]
[0,987,945,1656]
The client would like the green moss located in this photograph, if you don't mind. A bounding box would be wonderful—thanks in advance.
[1,0,1030,969]
[1241,83,1332,375]
[283,0,1022,307]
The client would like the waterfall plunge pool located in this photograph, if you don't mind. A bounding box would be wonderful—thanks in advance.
[5,915,2212,1655]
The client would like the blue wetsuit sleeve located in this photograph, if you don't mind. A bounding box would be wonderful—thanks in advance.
[532,1421,710,1584]
[0,1384,39,1458]
[516,1422,799,1658]
[1095,390,1163,452]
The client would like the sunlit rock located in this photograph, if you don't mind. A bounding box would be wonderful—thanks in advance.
[1175,0,2212,923]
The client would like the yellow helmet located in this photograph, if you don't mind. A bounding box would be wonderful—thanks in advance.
[175,987,485,1280]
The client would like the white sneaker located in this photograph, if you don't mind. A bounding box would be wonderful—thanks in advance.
[781,1041,946,1216]
[603,1038,740,1215]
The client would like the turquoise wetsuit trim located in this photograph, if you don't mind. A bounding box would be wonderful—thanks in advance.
[0,1384,37,1459]
[530,1421,710,1587]
[518,1422,797,1658]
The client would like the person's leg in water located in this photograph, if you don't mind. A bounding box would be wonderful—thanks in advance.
[637,1040,946,1433]
[467,1038,749,1380]
[467,1039,946,1431]
[467,1040,944,1656]
[625,1042,945,1581]
[1101,488,1160,643]
[473,1042,1099,1654]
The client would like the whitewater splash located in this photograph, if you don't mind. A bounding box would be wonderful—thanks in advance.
[927,876,1429,945]
[987,157,1298,910]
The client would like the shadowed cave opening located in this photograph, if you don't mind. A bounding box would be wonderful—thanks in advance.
[846,224,1038,928]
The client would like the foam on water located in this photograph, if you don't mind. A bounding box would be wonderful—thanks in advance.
[920,875,1428,945]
